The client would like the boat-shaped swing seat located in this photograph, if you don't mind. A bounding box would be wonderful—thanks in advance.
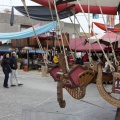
[56,65,95,100]
[84,61,114,83]
[112,66,120,94]
[49,64,95,98]
[49,54,95,108]
[69,65,95,87]
[49,66,61,82]
[84,61,99,72]
[53,65,95,88]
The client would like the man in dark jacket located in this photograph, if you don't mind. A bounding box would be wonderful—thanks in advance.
[10,52,23,86]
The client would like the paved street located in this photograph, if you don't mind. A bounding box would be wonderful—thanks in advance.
[0,68,117,120]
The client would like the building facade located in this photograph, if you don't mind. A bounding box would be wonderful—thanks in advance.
[0,13,80,36]
[0,13,80,50]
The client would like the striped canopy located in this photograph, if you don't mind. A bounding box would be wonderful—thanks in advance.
[0,21,57,40]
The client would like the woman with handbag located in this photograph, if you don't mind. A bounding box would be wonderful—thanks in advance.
[1,53,11,88]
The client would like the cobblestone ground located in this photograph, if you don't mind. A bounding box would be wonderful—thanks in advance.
[0,68,117,120]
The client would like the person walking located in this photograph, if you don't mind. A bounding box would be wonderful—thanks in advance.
[10,52,23,86]
[1,53,11,88]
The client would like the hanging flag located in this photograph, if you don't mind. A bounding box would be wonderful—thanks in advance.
[93,14,99,19]
[10,7,14,26]
[106,15,115,30]
[117,2,120,14]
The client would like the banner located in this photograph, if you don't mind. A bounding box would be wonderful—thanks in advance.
[106,15,115,30]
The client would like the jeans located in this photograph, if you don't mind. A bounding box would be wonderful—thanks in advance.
[3,68,10,87]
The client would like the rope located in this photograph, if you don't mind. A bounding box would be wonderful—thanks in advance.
[63,33,75,61]
[87,0,91,62]
[55,2,75,60]
[48,0,63,53]
[53,0,70,72]
[76,0,115,72]
[57,36,62,52]
[73,9,77,59]
[21,0,48,69]
[68,12,94,62]
[48,0,54,22]
[96,0,119,66]
[48,0,61,57]
[71,10,101,60]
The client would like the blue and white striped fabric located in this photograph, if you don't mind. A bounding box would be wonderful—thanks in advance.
[0,21,57,40]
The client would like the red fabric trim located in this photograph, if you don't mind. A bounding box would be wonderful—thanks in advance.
[32,0,117,15]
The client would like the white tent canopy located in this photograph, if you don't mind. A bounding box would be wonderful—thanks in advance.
[88,32,120,44]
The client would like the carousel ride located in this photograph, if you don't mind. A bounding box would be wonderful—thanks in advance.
[21,0,120,110]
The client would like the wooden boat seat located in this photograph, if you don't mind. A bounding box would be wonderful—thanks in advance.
[49,66,60,81]
[50,53,95,108]
[69,65,85,86]
[69,65,95,86]
[59,65,95,101]
[84,61,99,72]
[63,73,69,79]
[112,66,120,94]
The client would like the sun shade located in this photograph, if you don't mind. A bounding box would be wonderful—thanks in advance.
[0,21,57,40]
[14,6,74,21]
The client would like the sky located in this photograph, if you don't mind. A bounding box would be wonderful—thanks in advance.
[0,0,120,33]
